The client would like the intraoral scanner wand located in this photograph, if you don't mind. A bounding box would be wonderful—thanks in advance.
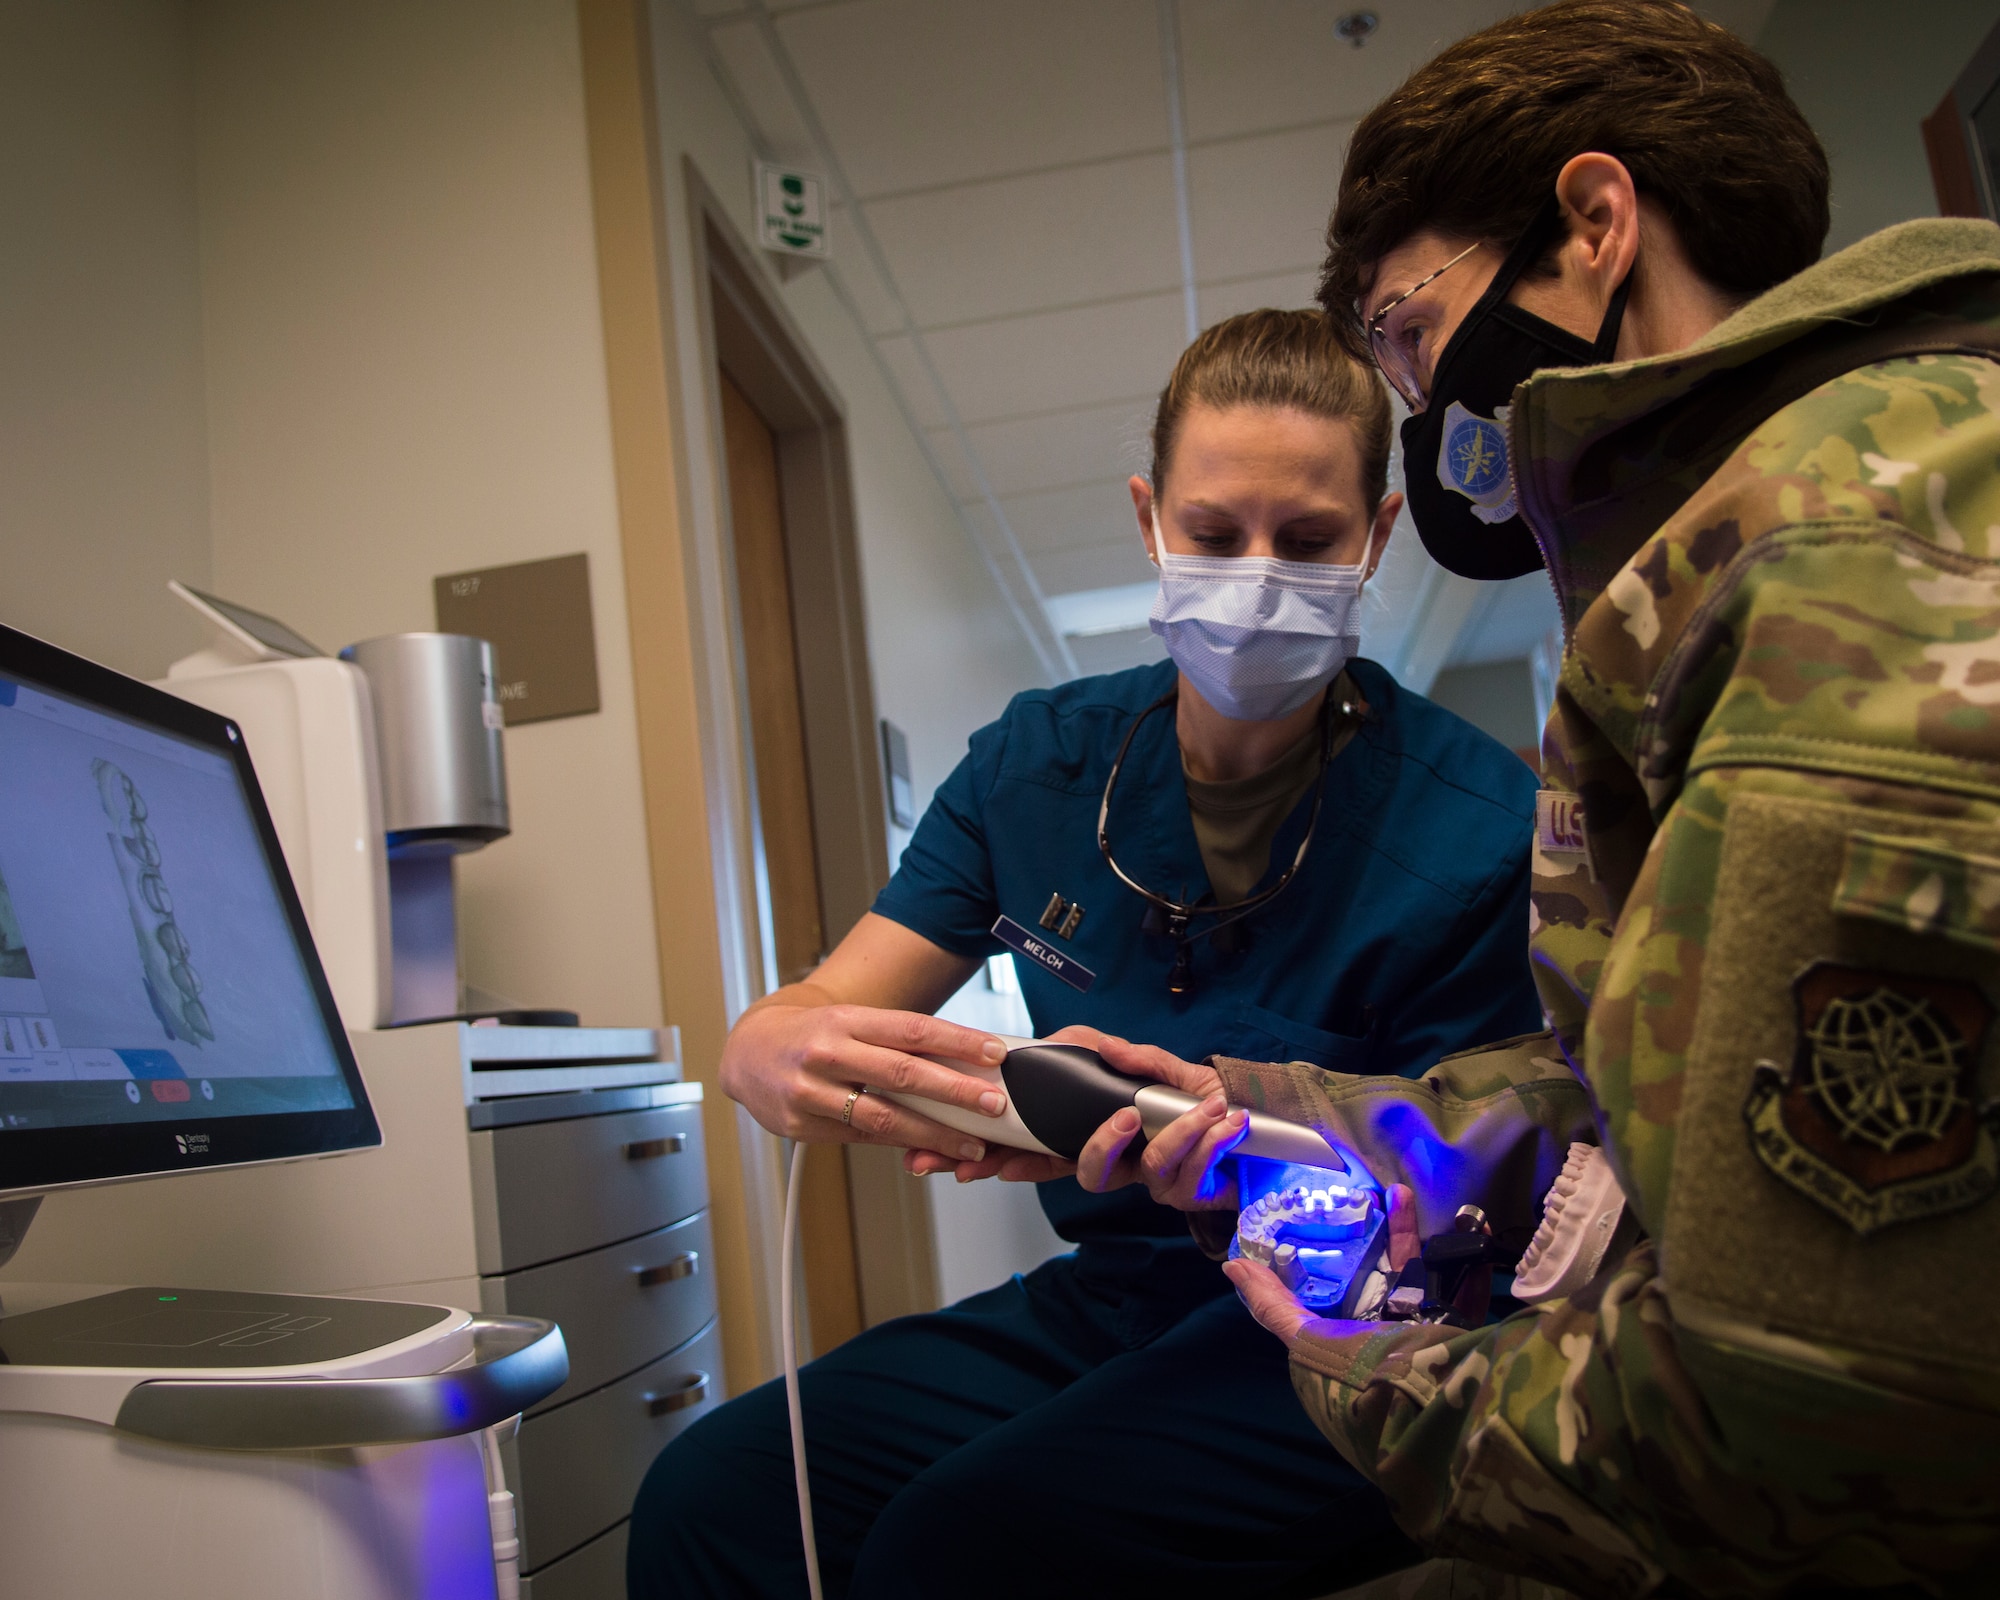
[889,1035,1360,1178]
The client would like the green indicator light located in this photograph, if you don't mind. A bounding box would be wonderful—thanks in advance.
[158,1295,177,1302]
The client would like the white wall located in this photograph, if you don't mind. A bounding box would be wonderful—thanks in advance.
[0,0,212,681]
[1760,0,2000,254]
[190,0,665,1027]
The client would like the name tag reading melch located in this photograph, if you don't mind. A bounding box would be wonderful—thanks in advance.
[992,915,1096,994]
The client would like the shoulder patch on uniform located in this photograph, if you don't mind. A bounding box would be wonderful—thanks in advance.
[1745,961,1999,1233]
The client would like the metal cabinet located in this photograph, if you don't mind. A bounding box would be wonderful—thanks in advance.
[504,1319,723,1572]
[470,1101,710,1274]
[520,1522,629,1600]
[462,1034,720,1592]
[484,1211,714,1413]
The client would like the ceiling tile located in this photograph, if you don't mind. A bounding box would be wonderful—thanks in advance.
[923,425,981,501]
[995,479,1139,555]
[1188,121,1349,284]
[872,334,950,429]
[1031,535,1160,596]
[864,154,1180,328]
[935,399,1155,500]
[958,500,1061,605]
[1178,0,1520,143]
[916,293,1186,425]
[825,226,905,335]
[709,17,820,163]
[1197,267,1321,326]
[772,0,1169,197]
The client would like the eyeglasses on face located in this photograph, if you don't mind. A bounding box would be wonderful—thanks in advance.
[1365,241,1482,413]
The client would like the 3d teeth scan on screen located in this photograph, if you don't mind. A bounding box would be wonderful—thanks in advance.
[0,666,355,1138]
[92,760,214,1048]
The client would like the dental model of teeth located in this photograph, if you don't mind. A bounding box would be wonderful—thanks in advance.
[1511,1141,1626,1304]
[1232,1182,1379,1312]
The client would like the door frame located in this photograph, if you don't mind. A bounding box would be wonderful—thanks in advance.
[682,162,941,1337]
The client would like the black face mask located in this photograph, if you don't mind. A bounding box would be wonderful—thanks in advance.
[1400,201,1632,580]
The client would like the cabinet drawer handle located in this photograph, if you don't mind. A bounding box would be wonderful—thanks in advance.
[635,1251,699,1288]
[644,1372,709,1417]
[626,1134,687,1161]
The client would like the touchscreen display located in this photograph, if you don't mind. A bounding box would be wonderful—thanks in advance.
[0,675,353,1132]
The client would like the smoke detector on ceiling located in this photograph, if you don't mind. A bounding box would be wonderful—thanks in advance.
[1335,10,1379,48]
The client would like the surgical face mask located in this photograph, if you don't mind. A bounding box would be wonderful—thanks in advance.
[1399,199,1630,580]
[1147,512,1369,721]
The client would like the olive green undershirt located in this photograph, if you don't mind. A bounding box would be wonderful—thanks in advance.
[1182,673,1360,906]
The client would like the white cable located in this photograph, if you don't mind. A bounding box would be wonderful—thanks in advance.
[479,1420,522,1600]
[782,1138,825,1600]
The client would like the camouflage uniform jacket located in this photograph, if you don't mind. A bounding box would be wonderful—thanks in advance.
[1243,220,2000,1598]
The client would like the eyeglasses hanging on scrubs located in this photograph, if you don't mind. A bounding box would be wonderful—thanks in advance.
[1368,197,1630,580]
[1098,685,1365,995]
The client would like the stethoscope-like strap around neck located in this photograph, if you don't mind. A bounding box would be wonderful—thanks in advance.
[1097,683,1358,950]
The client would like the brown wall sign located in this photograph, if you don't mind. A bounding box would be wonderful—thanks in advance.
[433,552,600,726]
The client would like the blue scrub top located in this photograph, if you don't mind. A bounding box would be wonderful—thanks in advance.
[873,657,1540,1306]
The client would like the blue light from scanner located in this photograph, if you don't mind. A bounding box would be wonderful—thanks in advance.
[1238,1155,1376,1209]
[1372,1101,1465,1196]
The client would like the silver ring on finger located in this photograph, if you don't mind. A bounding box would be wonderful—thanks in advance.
[840,1084,869,1127]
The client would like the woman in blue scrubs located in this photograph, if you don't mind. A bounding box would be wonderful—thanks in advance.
[629,310,1540,1598]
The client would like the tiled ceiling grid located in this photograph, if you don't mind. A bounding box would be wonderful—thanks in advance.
[686,0,1774,684]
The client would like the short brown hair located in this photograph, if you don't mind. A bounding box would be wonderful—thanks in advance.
[1318,0,1828,358]
[1149,308,1393,509]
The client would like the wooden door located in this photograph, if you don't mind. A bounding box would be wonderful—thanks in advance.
[718,370,865,1354]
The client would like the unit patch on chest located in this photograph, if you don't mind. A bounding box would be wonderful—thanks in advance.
[1745,961,1998,1233]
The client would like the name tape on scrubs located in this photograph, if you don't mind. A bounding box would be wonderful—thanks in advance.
[992,915,1097,994]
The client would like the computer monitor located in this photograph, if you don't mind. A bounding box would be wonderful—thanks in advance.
[0,622,379,1198]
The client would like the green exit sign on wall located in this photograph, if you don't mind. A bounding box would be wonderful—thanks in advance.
[756,161,829,260]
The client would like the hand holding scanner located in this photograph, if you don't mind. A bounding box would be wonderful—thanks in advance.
[889,1034,1359,1175]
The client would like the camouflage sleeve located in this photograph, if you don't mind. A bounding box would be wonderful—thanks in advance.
[1285,1243,1671,1597]
[1212,1031,1600,1238]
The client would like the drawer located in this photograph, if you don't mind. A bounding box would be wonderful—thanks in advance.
[484,1210,716,1414]
[471,1102,707,1272]
[510,1318,723,1572]
[521,1518,627,1599]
